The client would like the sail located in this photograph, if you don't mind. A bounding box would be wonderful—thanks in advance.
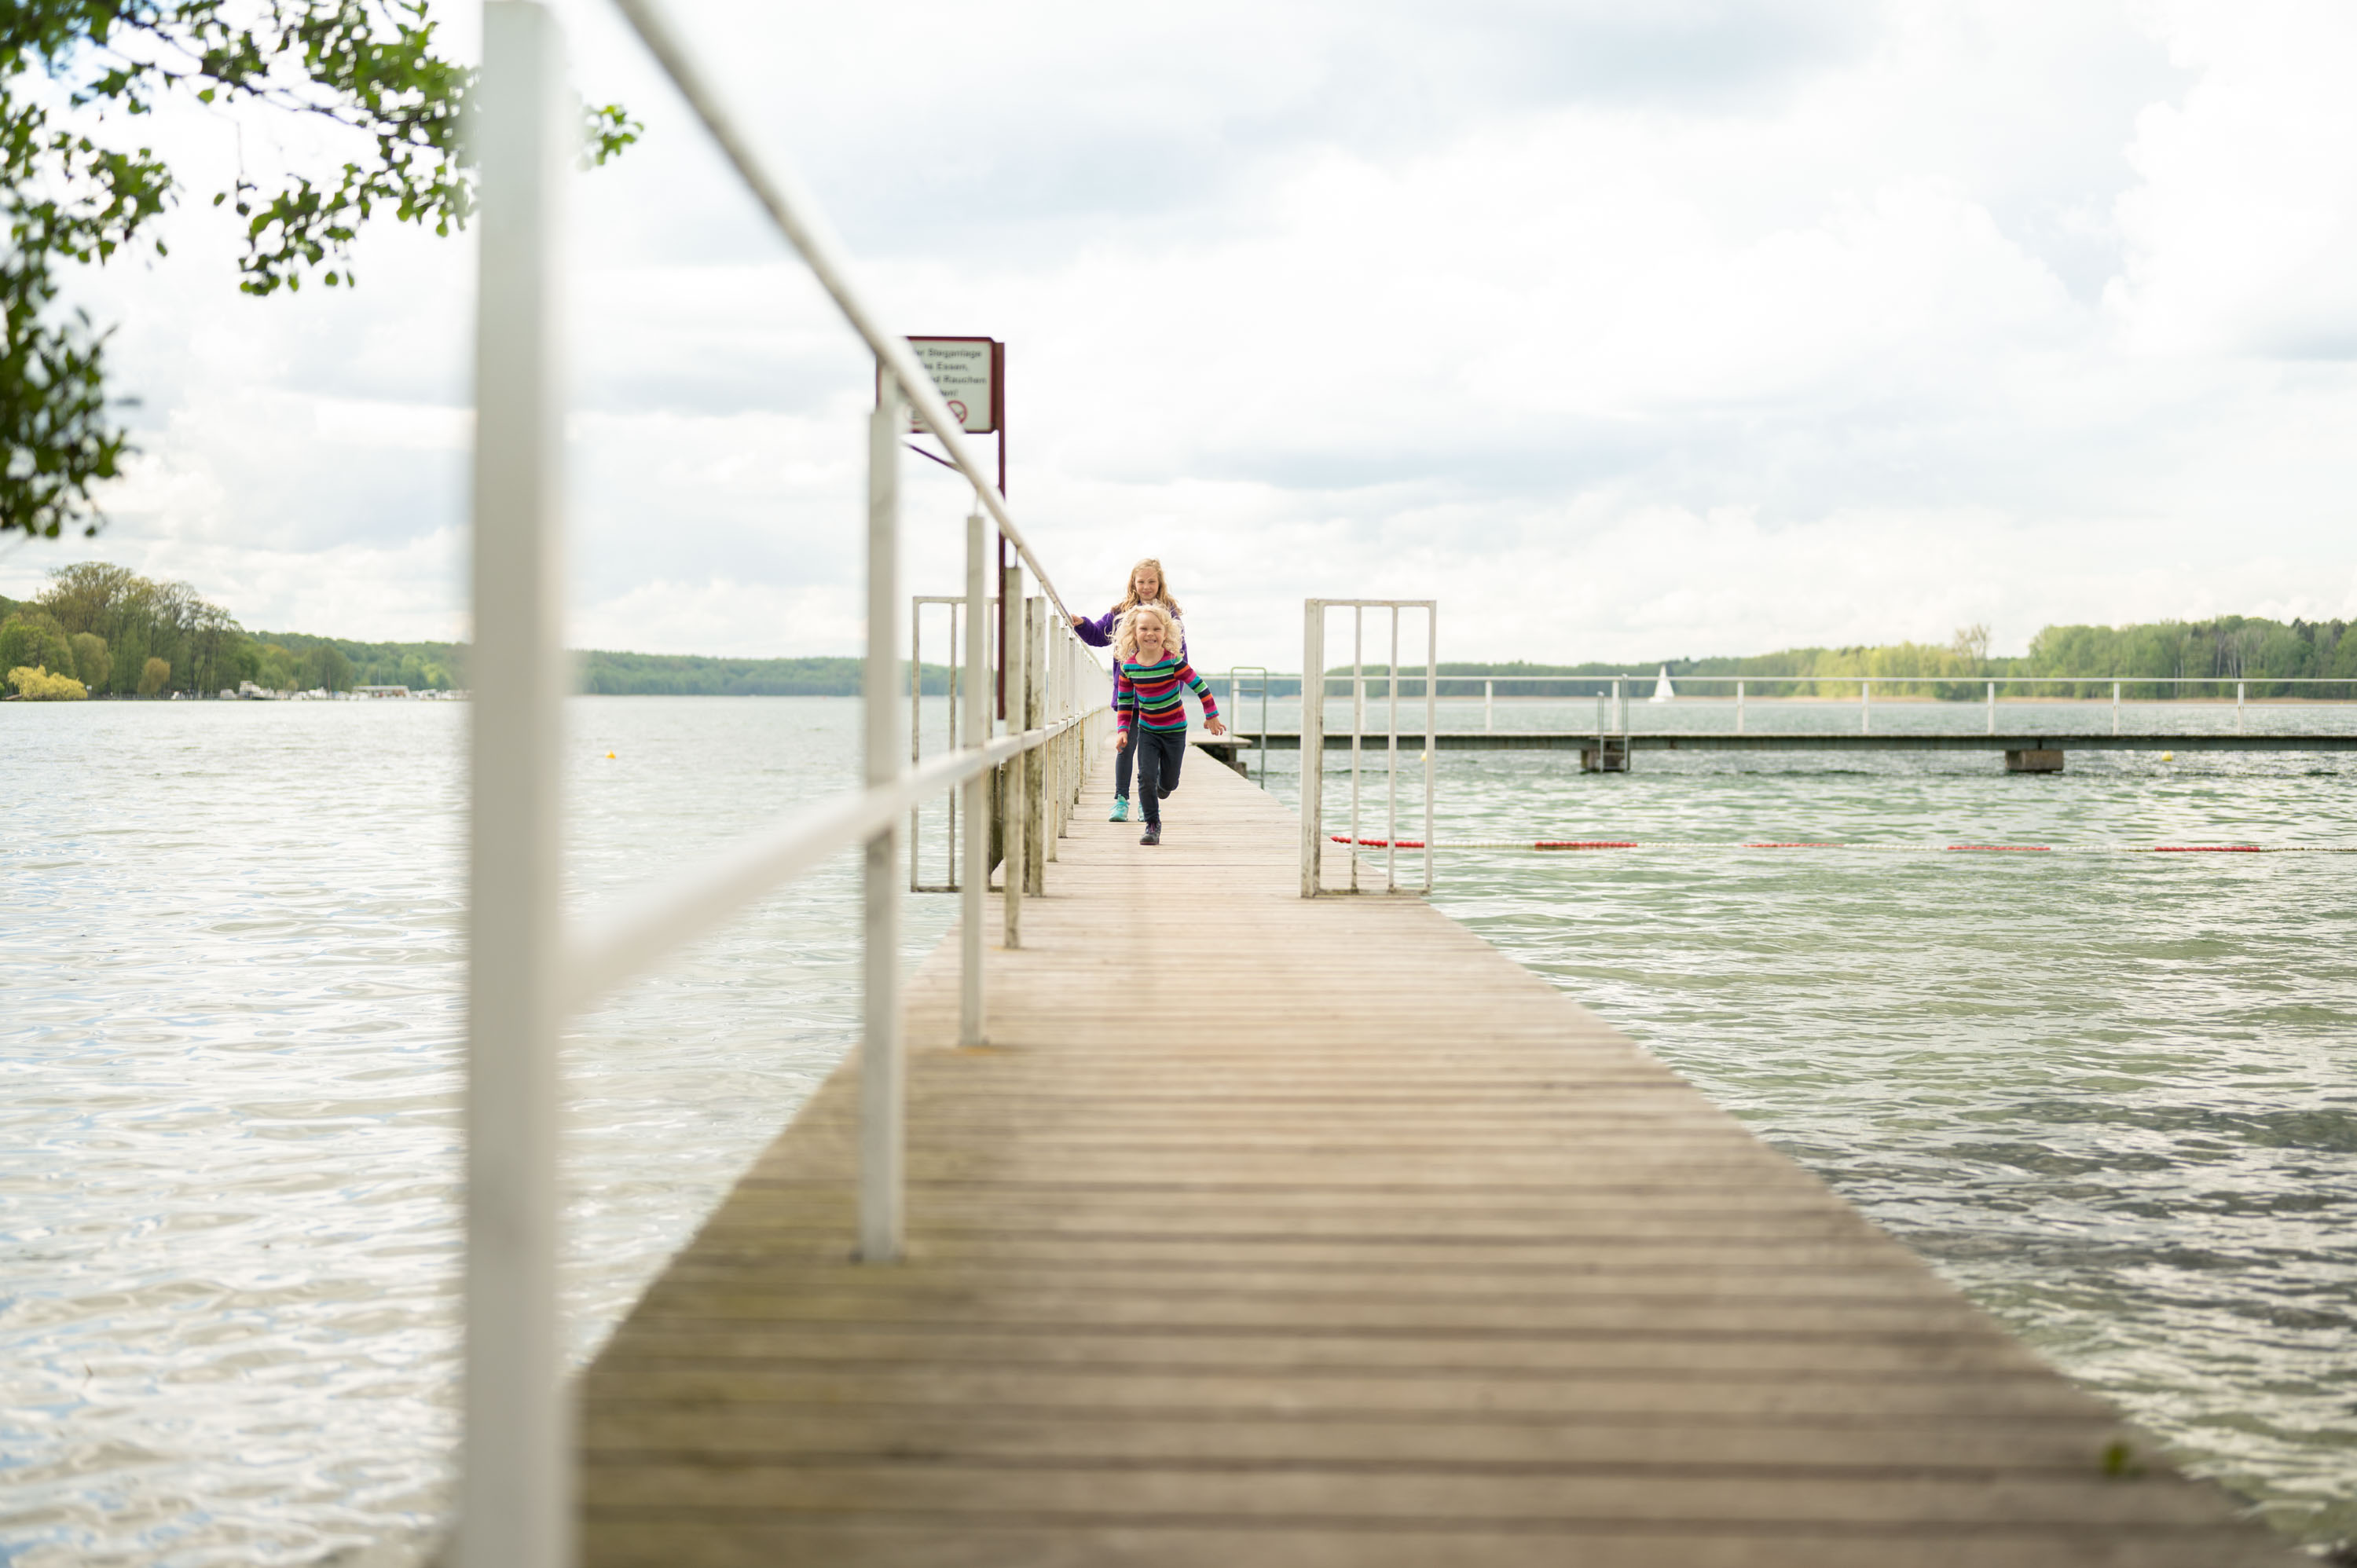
[1651,665,1675,703]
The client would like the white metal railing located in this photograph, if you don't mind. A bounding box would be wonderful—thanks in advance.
[1213,671,2355,739]
[464,6,1109,1564]
[1298,601,1436,898]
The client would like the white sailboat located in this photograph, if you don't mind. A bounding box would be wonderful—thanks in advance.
[1650,665,1676,703]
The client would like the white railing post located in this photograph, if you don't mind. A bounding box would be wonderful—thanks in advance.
[1736,678,1745,734]
[1484,677,1493,732]
[1350,610,1364,892]
[959,511,987,1046]
[1425,609,1437,895]
[2113,680,2121,736]
[460,7,570,1566]
[1987,680,1995,735]
[1002,560,1025,947]
[858,365,905,1265]
[1024,596,1046,897]
[2237,680,2245,733]
[1386,607,1400,894]
[1299,603,1325,896]
[1862,676,1871,733]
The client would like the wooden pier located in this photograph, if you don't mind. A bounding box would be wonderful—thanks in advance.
[578,750,2293,1566]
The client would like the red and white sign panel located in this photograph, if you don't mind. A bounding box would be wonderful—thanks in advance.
[905,337,1000,434]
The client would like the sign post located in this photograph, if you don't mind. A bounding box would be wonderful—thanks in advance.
[904,337,1006,718]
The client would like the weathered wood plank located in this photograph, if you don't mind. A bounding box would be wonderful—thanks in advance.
[578,749,2294,1566]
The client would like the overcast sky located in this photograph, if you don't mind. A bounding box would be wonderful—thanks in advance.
[7,0,2356,669]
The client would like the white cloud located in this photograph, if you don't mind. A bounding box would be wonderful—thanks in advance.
[8,0,2355,670]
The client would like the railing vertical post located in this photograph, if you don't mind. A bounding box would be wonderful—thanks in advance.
[1001,561,1025,947]
[2113,680,2121,736]
[1484,677,1493,732]
[1425,607,1437,895]
[1350,609,1364,892]
[1862,677,1871,734]
[1300,603,1325,896]
[1736,679,1745,734]
[946,603,959,890]
[1385,606,1399,895]
[857,365,905,1265]
[2237,680,2245,733]
[1025,596,1046,896]
[908,601,922,892]
[960,511,987,1046]
[461,8,570,1565]
[1042,610,1060,863]
[1987,680,1995,735]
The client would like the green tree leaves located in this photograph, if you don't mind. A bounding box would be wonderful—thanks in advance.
[3,2,638,538]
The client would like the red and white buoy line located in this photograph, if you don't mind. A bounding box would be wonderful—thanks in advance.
[1332,836,2357,855]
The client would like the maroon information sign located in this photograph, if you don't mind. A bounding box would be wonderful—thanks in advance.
[897,336,1009,714]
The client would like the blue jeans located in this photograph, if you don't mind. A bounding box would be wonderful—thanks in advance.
[1132,728,1186,828]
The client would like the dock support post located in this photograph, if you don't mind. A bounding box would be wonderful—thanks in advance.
[960,510,987,1046]
[1299,601,1325,896]
[857,363,905,1265]
[1002,562,1025,947]
[460,9,570,1565]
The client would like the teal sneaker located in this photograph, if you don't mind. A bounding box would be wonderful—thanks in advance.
[1109,796,1129,822]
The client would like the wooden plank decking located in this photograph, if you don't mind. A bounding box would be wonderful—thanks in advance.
[579,748,2293,1566]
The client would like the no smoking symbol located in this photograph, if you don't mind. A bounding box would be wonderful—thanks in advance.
[947,399,969,425]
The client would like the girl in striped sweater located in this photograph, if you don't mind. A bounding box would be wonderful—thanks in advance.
[1114,602,1224,846]
[1072,558,1185,822]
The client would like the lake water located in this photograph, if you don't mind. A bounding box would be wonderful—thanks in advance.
[4,695,2354,1562]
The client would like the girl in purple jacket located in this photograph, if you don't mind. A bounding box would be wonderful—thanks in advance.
[1072,558,1186,822]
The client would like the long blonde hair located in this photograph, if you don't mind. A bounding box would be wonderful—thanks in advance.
[1114,558,1182,620]
[1114,601,1180,663]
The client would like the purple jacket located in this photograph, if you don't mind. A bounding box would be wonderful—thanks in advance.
[1076,603,1187,709]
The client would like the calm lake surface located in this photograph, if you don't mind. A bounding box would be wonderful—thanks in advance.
[4,694,2354,1562]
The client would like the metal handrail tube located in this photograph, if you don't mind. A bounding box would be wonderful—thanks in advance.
[468,6,1113,1563]
[1231,672,2357,690]
[605,0,1079,626]
[560,729,1055,1017]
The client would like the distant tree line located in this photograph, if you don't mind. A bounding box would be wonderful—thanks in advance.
[11,563,2353,703]
[1335,617,2357,701]
[579,650,957,696]
[0,563,455,696]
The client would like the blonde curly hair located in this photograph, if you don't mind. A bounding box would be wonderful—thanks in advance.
[1114,558,1182,620]
[1114,601,1182,663]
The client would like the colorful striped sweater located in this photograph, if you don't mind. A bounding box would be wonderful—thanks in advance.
[1116,654,1218,735]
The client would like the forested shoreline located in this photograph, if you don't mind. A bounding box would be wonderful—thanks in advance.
[6,563,2353,701]
[1424,615,2357,700]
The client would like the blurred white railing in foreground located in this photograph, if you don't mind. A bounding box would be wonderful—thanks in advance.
[464,6,1107,1563]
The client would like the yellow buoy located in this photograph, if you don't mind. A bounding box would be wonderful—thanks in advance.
[2161,751,2173,762]
[606,750,616,759]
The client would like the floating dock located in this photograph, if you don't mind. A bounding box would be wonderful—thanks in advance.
[579,753,2293,1565]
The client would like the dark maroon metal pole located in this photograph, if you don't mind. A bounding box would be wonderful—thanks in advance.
[995,341,1007,722]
